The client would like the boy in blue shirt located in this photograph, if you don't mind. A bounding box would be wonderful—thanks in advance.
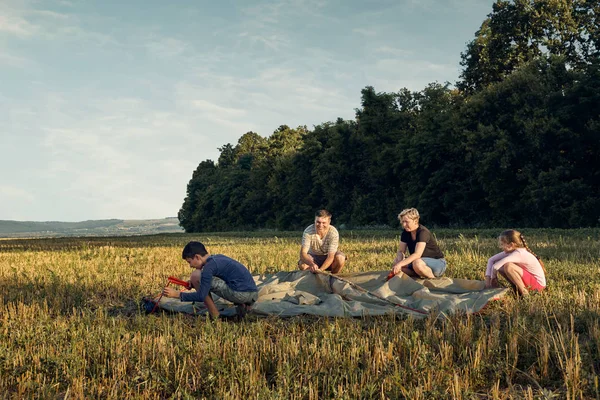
[162,241,258,319]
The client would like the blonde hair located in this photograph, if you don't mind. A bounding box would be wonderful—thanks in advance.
[499,229,547,274]
[398,208,420,221]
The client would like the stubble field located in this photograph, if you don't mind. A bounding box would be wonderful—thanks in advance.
[1,229,599,399]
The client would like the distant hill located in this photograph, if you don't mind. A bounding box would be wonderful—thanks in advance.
[0,218,184,238]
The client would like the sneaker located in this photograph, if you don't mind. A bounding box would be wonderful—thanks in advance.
[235,303,251,320]
[142,298,159,314]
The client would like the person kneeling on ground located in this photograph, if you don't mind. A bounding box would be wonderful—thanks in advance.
[389,208,447,279]
[162,241,258,320]
[484,229,547,296]
[298,209,346,274]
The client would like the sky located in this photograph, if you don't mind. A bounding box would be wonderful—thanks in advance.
[0,0,495,222]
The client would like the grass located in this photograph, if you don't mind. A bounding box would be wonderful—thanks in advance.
[0,229,599,399]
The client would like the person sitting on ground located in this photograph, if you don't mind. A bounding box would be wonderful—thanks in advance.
[484,229,547,296]
[389,208,446,279]
[162,241,258,320]
[298,209,346,274]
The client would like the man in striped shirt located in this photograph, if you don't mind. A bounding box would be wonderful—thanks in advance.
[298,209,346,274]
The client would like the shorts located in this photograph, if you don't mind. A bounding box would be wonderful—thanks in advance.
[521,269,545,292]
[310,252,346,270]
[210,277,258,305]
[407,257,447,277]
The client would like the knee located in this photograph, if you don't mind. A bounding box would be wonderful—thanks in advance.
[190,269,201,285]
[298,262,309,271]
[503,262,518,274]
[412,259,426,271]
[335,254,346,266]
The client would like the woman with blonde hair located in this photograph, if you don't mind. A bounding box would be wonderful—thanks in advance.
[485,229,547,296]
[389,208,446,279]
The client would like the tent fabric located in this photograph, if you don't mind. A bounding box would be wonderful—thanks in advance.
[155,270,509,318]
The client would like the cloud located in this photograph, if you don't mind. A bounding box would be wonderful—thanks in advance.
[29,9,71,20]
[0,52,31,67]
[239,32,291,51]
[374,45,411,57]
[6,85,224,219]
[237,0,329,51]
[0,185,35,203]
[145,37,189,58]
[0,14,38,37]
[174,82,257,132]
[3,87,197,218]
[403,0,436,11]
[375,58,455,74]
[239,0,328,27]
[191,100,247,118]
[353,28,377,37]
[42,127,131,170]
[0,1,117,47]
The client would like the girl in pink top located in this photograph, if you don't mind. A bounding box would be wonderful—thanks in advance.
[485,230,547,296]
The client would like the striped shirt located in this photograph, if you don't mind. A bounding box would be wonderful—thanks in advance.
[301,224,340,256]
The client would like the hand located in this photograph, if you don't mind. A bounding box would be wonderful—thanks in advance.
[484,276,499,289]
[310,264,320,273]
[484,276,492,288]
[163,287,181,298]
[392,264,402,275]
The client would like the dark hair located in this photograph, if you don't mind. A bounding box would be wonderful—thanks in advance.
[315,209,332,218]
[182,241,208,259]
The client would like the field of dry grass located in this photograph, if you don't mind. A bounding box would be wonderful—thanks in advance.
[1,229,599,399]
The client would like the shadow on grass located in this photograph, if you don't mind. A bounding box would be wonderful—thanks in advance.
[0,277,152,318]
[0,234,191,253]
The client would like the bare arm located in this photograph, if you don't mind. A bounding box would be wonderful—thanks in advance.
[485,252,508,278]
[393,241,408,264]
[318,252,336,272]
[392,242,426,274]
[300,247,318,270]
[491,251,524,277]
[163,287,181,298]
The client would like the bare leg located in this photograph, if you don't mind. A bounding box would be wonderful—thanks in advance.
[412,259,435,279]
[498,263,528,296]
[190,270,220,318]
[190,269,201,289]
[298,260,311,271]
[203,295,220,319]
[498,269,517,292]
[401,266,419,277]
[328,252,346,274]
[298,252,314,271]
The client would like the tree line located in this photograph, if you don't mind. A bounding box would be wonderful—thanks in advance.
[179,0,600,231]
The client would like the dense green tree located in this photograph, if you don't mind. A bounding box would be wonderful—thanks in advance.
[178,160,217,231]
[463,55,600,227]
[460,0,600,92]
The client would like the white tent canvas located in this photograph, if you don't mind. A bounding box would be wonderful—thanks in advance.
[155,270,509,318]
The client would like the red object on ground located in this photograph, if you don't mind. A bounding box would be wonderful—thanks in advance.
[150,276,192,314]
[386,271,395,281]
[168,276,191,290]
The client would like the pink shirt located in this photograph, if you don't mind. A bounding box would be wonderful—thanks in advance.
[485,248,546,287]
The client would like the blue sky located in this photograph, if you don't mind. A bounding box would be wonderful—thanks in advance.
[0,0,494,222]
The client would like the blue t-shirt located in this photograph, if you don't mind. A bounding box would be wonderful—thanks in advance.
[180,254,257,302]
